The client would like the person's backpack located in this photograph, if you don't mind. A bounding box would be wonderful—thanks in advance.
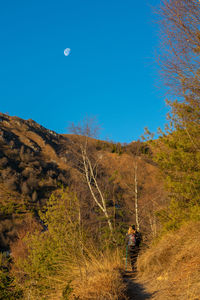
[135,231,142,247]
[128,234,136,246]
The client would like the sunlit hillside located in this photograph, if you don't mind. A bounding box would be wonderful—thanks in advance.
[137,221,200,299]
[0,112,165,252]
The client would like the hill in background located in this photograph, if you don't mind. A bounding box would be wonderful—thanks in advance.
[0,112,166,251]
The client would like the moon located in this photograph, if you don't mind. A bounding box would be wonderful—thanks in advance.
[64,48,71,56]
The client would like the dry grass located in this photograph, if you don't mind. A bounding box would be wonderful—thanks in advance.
[69,250,126,300]
[137,221,200,299]
[13,250,127,300]
[23,250,127,300]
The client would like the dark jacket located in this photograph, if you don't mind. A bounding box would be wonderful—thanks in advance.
[135,231,142,247]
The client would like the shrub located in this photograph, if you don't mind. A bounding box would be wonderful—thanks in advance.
[12,189,89,299]
[12,188,126,300]
[0,253,23,299]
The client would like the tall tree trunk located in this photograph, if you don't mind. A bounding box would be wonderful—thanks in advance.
[82,149,114,235]
[134,160,139,231]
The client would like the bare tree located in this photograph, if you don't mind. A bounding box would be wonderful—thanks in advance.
[159,0,200,151]
[121,141,167,236]
[159,0,200,96]
[134,157,139,231]
[122,141,141,231]
[68,117,114,236]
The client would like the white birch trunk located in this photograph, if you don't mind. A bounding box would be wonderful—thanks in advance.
[134,160,140,231]
[81,148,114,235]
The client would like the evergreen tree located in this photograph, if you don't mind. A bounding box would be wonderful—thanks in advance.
[13,188,88,299]
[153,0,200,230]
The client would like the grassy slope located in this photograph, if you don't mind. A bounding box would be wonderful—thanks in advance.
[136,221,200,299]
[69,251,126,300]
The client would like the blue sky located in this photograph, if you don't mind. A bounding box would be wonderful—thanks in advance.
[0,0,166,143]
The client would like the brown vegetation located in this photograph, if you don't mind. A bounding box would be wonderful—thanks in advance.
[137,221,200,299]
[0,112,166,251]
[69,252,126,300]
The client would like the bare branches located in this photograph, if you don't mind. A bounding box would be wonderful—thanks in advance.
[68,116,100,140]
[160,0,200,96]
[68,117,114,236]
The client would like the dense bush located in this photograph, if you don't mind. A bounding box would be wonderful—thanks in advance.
[12,189,88,299]
[0,254,23,299]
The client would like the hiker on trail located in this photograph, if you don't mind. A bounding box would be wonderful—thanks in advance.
[126,225,142,271]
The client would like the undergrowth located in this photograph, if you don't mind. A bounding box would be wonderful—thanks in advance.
[137,221,200,299]
[10,188,127,299]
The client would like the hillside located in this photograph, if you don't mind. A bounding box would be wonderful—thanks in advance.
[1,113,200,299]
[136,221,200,299]
[0,112,166,251]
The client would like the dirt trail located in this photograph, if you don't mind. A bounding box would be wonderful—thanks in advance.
[124,271,154,300]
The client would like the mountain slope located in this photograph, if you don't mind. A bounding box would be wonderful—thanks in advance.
[0,113,166,251]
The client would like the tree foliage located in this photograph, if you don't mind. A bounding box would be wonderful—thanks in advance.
[154,0,200,230]
[0,254,22,300]
[13,188,89,299]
